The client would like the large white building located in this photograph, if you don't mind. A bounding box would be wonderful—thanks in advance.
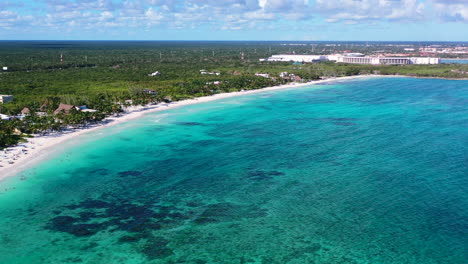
[260,54,328,63]
[261,54,440,65]
[338,56,412,65]
[408,57,440,64]
[336,56,440,65]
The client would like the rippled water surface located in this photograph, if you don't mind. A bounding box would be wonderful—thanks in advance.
[0,77,467,263]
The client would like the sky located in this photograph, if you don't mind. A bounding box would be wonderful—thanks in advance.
[0,0,467,41]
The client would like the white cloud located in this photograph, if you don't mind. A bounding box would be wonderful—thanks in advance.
[244,10,276,20]
[316,0,425,23]
[0,10,33,29]
[430,0,468,22]
[45,0,117,12]
[145,7,164,25]
[0,0,466,35]
[257,0,312,20]
[261,0,307,11]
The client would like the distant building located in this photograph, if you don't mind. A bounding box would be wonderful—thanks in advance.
[18,108,47,119]
[200,70,220,76]
[260,54,327,63]
[143,89,157,95]
[344,53,365,57]
[0,95,13,103]
[293,75,303,82]
[21,108,30,115]
[54,103,79,115]
[408,57,440,64]
[261,54,440,65]
[81,109,98,113]
[39,102,50,111]
[340,56,411,65]
[279,72,302,81]
[337,56,440,65]
[148,71,161,76]
[255,73,270,78]
[0,114,11,120]
[78,105,98,112]
[279,72,289,78]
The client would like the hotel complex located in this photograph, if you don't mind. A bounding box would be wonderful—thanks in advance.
[261,54,440,65]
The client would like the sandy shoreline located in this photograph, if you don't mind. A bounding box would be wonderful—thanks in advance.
[0,74,389,181]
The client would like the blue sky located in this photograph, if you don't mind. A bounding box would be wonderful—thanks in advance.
[0,0,467,41]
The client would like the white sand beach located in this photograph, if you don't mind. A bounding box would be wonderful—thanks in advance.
[0,75,388,181]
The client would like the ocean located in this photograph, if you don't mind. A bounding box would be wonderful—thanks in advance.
[0,77,466,263]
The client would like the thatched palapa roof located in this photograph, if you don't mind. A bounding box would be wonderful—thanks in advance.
[54,103,77,115]
[21,108,30,115]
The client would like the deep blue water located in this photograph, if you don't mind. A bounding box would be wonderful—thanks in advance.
[0,77,467,263]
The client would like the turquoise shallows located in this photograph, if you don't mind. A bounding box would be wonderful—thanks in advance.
[0,77,467,263]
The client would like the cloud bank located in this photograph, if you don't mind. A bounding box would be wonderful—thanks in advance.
[0,0,466,38]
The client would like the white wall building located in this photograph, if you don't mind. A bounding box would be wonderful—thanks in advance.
[336,56,440,65]
[261,54,440,65]
[255,73,270,78]
[341,57,411,65]
[0,114,11,120]
[148,71,161,76]
[409,57,440,64]
[261,54,328,63]
[327,55,343,62]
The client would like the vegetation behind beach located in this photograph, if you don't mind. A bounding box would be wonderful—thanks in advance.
[0,41,467,147]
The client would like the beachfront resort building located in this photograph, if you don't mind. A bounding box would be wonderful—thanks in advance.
[0,95,13,104]
[54,103,80,115]
[260,54,440,65]
[52,104,99,115]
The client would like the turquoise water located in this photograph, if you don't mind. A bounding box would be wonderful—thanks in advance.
[441,59,468,64]
[0,77,467,263]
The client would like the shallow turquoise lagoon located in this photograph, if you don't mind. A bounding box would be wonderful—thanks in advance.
[0,77,467,263]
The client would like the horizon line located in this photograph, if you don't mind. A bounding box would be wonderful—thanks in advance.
[0,40,467,43]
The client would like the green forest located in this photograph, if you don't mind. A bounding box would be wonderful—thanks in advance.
[1,41,467,148]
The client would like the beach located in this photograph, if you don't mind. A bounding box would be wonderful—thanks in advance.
[0,75,382,181]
